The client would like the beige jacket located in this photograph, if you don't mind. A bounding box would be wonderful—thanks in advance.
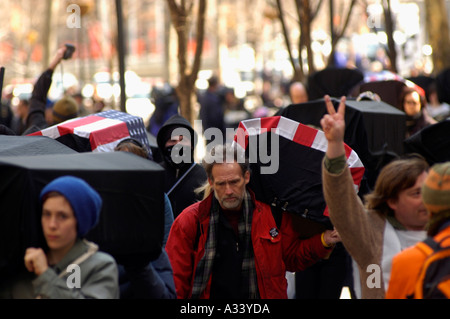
[322,161,386,299]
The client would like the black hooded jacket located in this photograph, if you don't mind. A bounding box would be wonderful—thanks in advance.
[156,115,207,218]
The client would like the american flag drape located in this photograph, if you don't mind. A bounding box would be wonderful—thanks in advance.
[29,110,152,157]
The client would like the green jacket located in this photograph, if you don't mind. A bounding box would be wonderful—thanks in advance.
[1,239,119,299]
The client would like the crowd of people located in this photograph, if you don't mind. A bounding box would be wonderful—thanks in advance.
[0,44,449,301]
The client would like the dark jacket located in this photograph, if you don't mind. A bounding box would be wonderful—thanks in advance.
[23,69,53,135]
[157,115,207,218]
[165,191,332,299]
[199,90,225,136]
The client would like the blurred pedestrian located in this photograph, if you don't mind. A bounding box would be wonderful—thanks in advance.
[199,75,225,144]
[10,99,29,135]
[400,87,436,138]
[147,83,179,137]
[289,82,308,104]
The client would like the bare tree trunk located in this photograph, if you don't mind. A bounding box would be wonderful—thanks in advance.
[276,0,303,82]
[424,0,450,73]
[41,0,53,70]
[166,0,207,125]
[327,0,357,67]
[382,0,398,73]
[301,0,315,75]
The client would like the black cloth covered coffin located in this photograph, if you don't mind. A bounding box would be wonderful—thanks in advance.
[344,99,406,156]
[233,116,365,235]
[404,119,450,166]
[0,151,165,281]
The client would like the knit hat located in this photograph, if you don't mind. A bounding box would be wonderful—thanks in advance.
[52,96,79,124]
[40,176,102,237]
[422,162,450,235]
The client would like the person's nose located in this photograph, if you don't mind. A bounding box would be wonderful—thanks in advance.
[48,216,58,229]
[225,183,233,195]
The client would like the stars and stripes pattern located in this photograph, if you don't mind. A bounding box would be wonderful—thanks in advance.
[233,115,365,217]
[29,110,152,155]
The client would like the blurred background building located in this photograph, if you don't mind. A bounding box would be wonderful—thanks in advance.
[0,0,448,124]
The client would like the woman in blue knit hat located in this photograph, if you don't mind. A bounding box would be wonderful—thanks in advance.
[2,176,119,299]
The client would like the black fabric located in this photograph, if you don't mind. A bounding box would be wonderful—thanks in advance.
[307,67,364,101]
[25,69,53,133]
[344,100,406,156]
[276,98,371,167]
[157,114,207,218]
[248,132,331,229]
[403,119,450,166]
[0,135,77,156]
[276,97,407,190]
[436,68,450,104]
[295,243,351,299]
[0,152,165,281]
[209,210,245,299]
[156,114,198,152]
[407,75,435,100]
[162,162,207,218]
[55,134,92,153]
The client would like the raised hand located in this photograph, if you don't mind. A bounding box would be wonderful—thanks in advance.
[320,95,346,159]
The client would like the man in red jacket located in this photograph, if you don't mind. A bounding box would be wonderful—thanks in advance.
[165,144,340,299]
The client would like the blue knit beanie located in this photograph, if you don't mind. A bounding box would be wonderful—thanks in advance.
[40,176,102,237]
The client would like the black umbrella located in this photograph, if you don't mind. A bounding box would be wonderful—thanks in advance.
[0,135,77,156]
[404,119,450,166]
[0,151,165,281]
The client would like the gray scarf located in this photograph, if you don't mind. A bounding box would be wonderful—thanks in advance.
[191,190,259,298]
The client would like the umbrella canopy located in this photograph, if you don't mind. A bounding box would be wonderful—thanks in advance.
[0,151,165,281]
[28,109,153,159]
[0,135,77,156]
[233,116,365,234]
[307,67,364,100]
[404,119,450,166]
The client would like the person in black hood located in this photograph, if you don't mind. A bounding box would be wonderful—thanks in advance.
[157,114,207,218]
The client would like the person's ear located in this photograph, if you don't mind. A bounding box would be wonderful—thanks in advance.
[387,198,398,211]
[244,171,250,185]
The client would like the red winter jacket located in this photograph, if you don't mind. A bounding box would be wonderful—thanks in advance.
[165,191,332,299]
